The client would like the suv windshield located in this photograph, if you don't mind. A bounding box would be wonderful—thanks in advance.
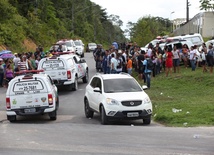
[74,41,81,46]
[104,78,142,93]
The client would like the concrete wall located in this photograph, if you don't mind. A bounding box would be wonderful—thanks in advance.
[173,12,214,38]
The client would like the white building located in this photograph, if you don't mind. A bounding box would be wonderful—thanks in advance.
[173,12,214,38]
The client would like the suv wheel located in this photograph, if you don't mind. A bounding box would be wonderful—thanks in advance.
[100,105,108,125]
[82,70,89,83]
[49,110,57,120]
[72,76,78,91]
[84,98,94,118]
[7,115,16,122]
[143,116,151,125]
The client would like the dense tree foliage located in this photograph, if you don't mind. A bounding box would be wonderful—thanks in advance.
[0,0,126,52]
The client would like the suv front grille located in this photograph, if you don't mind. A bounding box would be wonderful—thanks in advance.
[121,100,142,107]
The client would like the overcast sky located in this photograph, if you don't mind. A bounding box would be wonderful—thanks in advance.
[90,0,203,30]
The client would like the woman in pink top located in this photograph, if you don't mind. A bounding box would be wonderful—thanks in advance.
[4,64,14,87]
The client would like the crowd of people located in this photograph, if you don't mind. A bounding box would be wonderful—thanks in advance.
[93,41,214,89]
[0,41,213,89]
[0,46,46,88]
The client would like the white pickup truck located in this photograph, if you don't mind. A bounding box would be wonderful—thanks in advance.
[37,53,89,91]
[6,71,59,122]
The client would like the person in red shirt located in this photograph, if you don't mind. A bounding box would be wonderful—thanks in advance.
[165,46,173,77]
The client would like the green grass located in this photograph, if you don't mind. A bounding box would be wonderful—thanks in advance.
[133,67,214,127]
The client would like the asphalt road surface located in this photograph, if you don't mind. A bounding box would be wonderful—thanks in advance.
[0,53,213,155]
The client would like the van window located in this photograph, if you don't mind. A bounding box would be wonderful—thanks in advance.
[65,42,72,48]
[183,36,202,45]
[13,80,44,94]
[42,60,65,70]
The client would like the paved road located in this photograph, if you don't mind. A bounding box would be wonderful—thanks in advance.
[0,53,214,155]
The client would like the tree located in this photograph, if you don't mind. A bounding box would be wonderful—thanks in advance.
[199,0,214,11]
[129,16,171,46]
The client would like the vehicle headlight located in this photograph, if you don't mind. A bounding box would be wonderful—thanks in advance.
[143,97,151,104]
[106,98,119,105]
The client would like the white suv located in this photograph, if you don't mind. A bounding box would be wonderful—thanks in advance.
[74,40,84,57]
[37,53,89,91]
[6,71,59,122]
[84,73,152,125]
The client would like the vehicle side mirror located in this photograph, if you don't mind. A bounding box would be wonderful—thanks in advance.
[94,87,101,93]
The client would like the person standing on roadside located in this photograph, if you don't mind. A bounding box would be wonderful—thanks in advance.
[127,55,133,75]
[172,46,180,73]
[200,43,208,72]
[207,44,214,74]
[182,44,189,69]
[137,50,145,81]
[0,58,4,87]
[110,53,118,74]
[18,55,28,72]
[13,53,20,72]
[189,46,197,71]
[143,54,152,89]
[165,46,173,77]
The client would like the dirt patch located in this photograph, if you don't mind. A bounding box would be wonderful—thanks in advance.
[22,39,37,52]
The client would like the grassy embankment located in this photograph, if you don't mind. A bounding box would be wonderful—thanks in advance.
[134,67,214,127]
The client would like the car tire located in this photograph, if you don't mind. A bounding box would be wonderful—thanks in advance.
[84,98,94,118]
[100,105,108,125]
[56,96,59,109]
[72,76,78,91]
[7,115,16,122]
[82,70,89,83]
[68,83,73,91]
[49,110,57,120]
[143,116,151,125]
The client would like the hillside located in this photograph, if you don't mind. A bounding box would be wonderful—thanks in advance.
[0,0,126,53]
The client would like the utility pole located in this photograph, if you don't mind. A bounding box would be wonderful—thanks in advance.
[186,0,191,22]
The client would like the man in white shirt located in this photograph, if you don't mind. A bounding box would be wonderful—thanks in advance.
[110,53,118,74]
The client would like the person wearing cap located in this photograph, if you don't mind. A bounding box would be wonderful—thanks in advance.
[0,58,4,87]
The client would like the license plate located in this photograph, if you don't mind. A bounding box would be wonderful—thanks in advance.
[127,112,139,117]
[24,108,36,113]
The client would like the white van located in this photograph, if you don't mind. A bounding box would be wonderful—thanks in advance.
[172,33,204,47]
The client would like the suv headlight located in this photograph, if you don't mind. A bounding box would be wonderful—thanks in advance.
[143,97,151,104]
[106,98,119,105]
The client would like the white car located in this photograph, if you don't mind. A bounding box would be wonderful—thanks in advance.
[86,43,97,53]
[37,53,89,91]
[74,40,84,57]
[6,70,59,122]
[84,73,152,125]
